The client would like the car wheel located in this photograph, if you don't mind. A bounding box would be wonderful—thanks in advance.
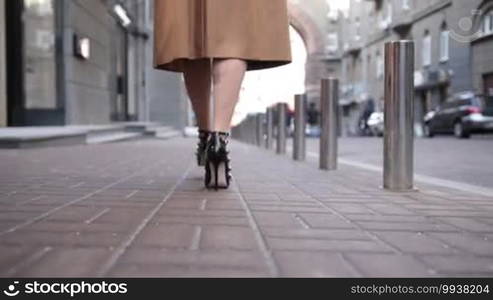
[424,124,434,138]
[454,121,470,139]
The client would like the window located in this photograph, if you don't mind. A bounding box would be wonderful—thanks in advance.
[402,0,410,10]
[355,17,361,41]
[480,9,493,36]
[440,24,449,62]
[376,51,383,79]
[423,30,432,67]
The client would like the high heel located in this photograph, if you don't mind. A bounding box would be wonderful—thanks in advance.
[196,130,210,166]
[204,132,231,190]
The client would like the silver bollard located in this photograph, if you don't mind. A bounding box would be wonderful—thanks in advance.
[266,107,274,150]
[256,113,264,147]
[384,40,415,191]
[276,103,287,154]
[293,94,307,161]
[320,78,339,170]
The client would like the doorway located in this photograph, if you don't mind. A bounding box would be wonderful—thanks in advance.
[111,25,129,121]
[484,73,493,97]
[6,0,64,126]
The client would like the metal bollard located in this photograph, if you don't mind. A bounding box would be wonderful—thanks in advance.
[320,78,339,170]
[293,94,307,161]
[266,107,274,150]
[256,113,265,147]
[276,103,287,154]
[384,40,415,191]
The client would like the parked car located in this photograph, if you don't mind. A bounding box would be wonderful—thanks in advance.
[367,112,384,137]
[424,92,493,139]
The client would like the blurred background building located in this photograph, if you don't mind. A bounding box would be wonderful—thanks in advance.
[338,0,493,136]
[1,0,492,135]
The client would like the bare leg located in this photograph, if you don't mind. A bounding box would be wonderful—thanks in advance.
[183,59,212,131]
[212,58,247,132]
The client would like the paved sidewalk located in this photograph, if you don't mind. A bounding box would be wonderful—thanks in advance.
[1,137,493,277]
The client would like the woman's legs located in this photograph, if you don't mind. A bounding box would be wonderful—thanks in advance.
[211,59,247,132]
[183,58,247,133]
[183,59,212,131]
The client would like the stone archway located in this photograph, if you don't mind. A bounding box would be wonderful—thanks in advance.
[288,2,330,105]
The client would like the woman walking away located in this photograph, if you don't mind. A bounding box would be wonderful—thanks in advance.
[154,0,292,190]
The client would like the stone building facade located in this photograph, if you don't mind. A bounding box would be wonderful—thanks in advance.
[338,0,493,136]
[1,0,186,128]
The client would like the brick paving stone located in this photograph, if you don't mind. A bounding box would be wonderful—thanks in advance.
[298,213,357,229]
[200,226,257,250]
[15,247,114,277]
[372,232,462,255]
[251,212,303,228]
[131,223,197,249]
[433,217,493,233]
[110,249,269,277]
[261,228,371,241]
[427,232,493,256]
[419,255,493,276]
[355,221,458,232]
[343,253,436,277]
[266,237,393,253]
[1,137,493,277]
[274,251,359,277]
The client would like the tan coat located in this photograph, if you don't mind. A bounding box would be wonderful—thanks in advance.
[154,0,292,72]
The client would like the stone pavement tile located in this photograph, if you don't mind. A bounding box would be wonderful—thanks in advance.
[205,199,244,211]
[372,232,461,255]
[157,208,246,218]
[317,197,388,204]
[251,212,303,228]
[1,229,127,248]
[324,203,376,215]
[355,221,458,232]
[344,214,430,223]
[261,227,371,241]
[427,232,493,256]
[434,217,493,233]
[241,193,281,201]
[0,211,46,222]
[14,247,114,277]
[421,210,493,218]
[154,215,250,227]
[298,213,357,229]
[25,220,138,234]
[131,223,197,249]
[90,207,153,224]
[364,203,418,216]
[277,194,314,202]
[171,191,239,201]
[266,237,393,253]
[274,251,359,277]
[0,245,42,276]
[200,226,257,250]
[420,255,493,276]
[43,206,114,223]
[0,221,19,232]
[163,198,205,209]
[110,249,269,277]
[249,204,325,213]
[343,253,436,277]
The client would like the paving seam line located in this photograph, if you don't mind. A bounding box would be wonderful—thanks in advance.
[95,161,194,277]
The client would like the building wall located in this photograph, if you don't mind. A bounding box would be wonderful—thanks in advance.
[63,0,115,124]
[0,0,6,127]
[144,0,187,128]
[338,0,491,135]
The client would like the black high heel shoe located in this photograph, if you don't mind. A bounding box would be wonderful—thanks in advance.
[196,130,210,166]
[204,132,231,190]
